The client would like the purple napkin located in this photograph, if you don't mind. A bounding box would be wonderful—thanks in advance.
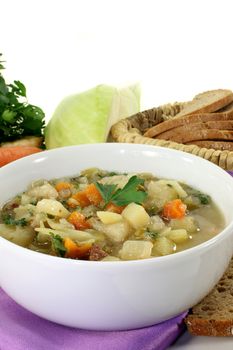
[0,288,187,350]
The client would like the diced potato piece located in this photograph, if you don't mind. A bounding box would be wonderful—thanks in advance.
[14,204,36,220]
[103,220,131,242]
[168,216,197,233]
[145,181,177,209]
[36,199,69,218]
[167,229,189,243]
[97,211,123,224]
[153,236,175,256]
[119,240,153,260]
[21,194,33,205]
[122,203,150,229]
[156,180,187,198]
[0,224,35,247]
[159,227,172,237]
[28,183,58,199]
[148,215,165,232]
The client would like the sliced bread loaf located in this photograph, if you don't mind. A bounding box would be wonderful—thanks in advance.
[218,101,233,113]
[185,257,233,336]
[143,111,233,139]
[174,89,233,118]
[185,140,233,151]
[156,121,233,141]
[157,129,233,144]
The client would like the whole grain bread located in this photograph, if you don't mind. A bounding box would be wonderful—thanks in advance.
[143,111,233,138]
[157,129,233,144]
[218,101,233,113]
[174,89,233,118]
[185,140,233,151]
[156,121,233,141]
[185,257,233,336]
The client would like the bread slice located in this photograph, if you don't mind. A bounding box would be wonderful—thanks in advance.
[174,89,233,118]
[143,111,233,139]
[185,257,233,336]
[185,140,233,151]
[157,129,233,144]
[218,101,233,113]
[156,121,233,141]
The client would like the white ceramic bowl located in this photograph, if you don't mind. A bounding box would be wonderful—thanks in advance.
[1,143,233,331]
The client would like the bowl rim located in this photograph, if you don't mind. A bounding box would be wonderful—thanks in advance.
[1,142,233,268]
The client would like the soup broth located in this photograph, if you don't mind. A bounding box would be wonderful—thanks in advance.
[0,168,225,261]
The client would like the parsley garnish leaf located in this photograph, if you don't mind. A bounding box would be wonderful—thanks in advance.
[95,182,117,205]
[95,176,147,207]
[50,233,66,257]
[111,176,147,206]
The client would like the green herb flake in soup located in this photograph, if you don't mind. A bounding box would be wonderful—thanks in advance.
[0,168,225,261]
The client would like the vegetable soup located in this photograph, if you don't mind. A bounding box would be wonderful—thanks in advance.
[0,168,225,261]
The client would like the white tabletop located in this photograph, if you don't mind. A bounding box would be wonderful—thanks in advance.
[169,331,233,349]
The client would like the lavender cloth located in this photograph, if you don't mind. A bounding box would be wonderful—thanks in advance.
[0,289,187,350]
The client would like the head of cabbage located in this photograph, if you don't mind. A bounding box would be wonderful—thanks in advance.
[45,84,140,149]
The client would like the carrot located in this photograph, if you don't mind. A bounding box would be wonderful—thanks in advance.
[64,237,92,259]
[0,146,42,167]
[55,182,71,192]
[71,191,91,208]
[84,184,102,206]
[67,211,91,230]
[162,199,187,219]
[71,184,102,207]
[106,202,125,214]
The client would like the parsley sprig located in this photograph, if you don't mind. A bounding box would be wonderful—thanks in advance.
[0,53,45,142]
[50,233,67,257]
[95,175,147,207]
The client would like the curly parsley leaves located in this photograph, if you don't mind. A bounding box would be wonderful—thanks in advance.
[0,53,45,142]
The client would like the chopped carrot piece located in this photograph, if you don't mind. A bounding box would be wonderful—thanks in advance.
[84,184,102,206]
[106,202,125,214]
[68,211,91,230]
[71,184,102,207]
[162,199,187,219]
[64,237,92,259]
[72,191,91,207]
[55,182,71,192]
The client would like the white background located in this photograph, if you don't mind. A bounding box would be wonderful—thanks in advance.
[1,1,233,348]
[1,0,233,122]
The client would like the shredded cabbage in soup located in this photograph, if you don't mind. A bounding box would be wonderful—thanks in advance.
[0,168,225,261]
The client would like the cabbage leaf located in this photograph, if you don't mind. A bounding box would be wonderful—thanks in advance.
[45,84,140,149]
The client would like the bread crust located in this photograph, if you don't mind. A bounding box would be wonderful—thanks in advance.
[157,129,233,144]
[156,121,233,141]
[218,101,233,113]
[185,258,233,336]
[185,140,233,151]
[175,89,233,118]
[186,318,233,336]
[144,111,233,138]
